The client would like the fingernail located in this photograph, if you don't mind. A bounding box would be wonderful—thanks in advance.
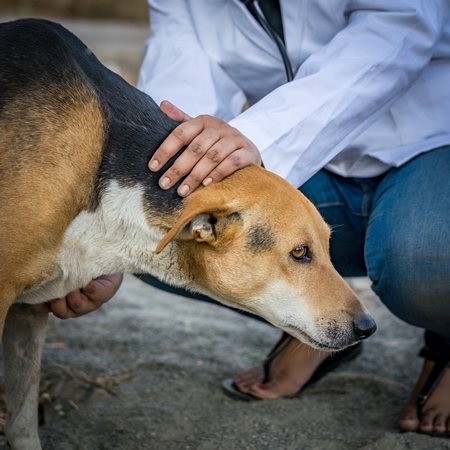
[159,177,170,188]
[203,177,212,186]
[178,185,189,196]
[258,384,267,390]
[149,160,159,171]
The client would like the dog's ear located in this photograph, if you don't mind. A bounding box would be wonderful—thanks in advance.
[182,213,216,244]
[165,212,220,247]
[155,189,241,254]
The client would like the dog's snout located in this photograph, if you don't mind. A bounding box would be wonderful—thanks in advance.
[352,314,377,340]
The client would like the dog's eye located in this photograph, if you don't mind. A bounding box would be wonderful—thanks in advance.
[290,246,308,261]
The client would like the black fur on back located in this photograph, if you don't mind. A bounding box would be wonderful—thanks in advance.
[0,18,186,214]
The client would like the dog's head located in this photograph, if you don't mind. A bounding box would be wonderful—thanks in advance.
[156,165,376,351]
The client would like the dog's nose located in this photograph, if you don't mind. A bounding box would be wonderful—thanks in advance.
[353,314,377,340]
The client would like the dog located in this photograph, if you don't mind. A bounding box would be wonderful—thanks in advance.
[0,19,376,449]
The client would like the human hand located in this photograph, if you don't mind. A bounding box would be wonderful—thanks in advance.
[31,273,124,319]
[149,100,262,197]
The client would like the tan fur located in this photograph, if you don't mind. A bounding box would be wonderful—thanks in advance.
[0,78,106,336]
[158,165,365,349]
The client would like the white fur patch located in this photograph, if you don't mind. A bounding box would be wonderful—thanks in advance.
[17,181,189,304]
[249,279,352,350]
[252,280,314,333]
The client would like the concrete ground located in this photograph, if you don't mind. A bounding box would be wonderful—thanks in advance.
[1,15,449,450]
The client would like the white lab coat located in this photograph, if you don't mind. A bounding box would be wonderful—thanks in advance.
[138,0,450,187]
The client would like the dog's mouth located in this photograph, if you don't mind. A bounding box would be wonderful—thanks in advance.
[212,298,354,352]
[284,325,351,352]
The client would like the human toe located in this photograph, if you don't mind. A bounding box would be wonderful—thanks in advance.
[419,407,450,434]
[399,404,419,432]
[233,366,263,383]
[430,413,448,433]
[233,366,264,393]
[246,378,295,399]
[419,409,438,433]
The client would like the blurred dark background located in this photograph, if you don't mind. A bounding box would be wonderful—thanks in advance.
[0,0,148,22]
[0,1,150,85]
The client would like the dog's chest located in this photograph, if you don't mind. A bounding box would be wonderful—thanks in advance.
[15,181,185,304]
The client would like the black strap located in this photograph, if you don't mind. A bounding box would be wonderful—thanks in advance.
[258,0,285,44]
[241,0,294,82]
[417,348,450,417]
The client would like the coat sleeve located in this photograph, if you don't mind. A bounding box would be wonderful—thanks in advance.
[229,0,449,186]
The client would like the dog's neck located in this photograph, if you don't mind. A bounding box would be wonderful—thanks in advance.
[16,101,195,305]
[16,177,193,305]
[11,20,198,305]
[91,103,187,211]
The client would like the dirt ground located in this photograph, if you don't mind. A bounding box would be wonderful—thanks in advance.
[1,15,449,450]
[1,275,448,450]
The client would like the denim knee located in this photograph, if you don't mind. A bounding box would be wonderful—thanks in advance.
[365,150,450,341]
[366,231,449,337]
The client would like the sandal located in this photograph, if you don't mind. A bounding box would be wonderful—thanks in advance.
[416,347,450,438]
[221,332,363,401]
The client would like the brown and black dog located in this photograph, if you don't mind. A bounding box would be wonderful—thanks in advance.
[0,19,376,449]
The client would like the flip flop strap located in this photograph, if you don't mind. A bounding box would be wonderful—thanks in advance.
[262,332,292,383]
[265,332,292,361]
[417,347,450,416]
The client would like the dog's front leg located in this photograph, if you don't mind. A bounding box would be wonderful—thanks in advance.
[3,304,48,450]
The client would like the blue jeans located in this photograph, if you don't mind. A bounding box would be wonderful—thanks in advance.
[300,146,450,354]
[141,146,450,354]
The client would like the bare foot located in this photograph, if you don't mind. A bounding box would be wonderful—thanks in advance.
[400,359,450,434]
[232,337,330,399]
